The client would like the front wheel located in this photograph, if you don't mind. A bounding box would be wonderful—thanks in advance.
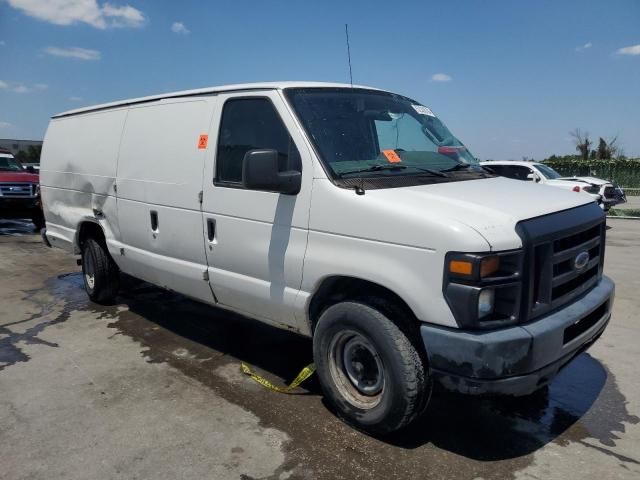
[31,209,45,230]
[313,301,430,435]
[81,237,120,304]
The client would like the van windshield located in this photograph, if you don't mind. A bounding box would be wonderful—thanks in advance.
[285,88,481,179]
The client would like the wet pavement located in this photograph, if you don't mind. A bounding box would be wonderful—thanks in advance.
[1,218,639,479]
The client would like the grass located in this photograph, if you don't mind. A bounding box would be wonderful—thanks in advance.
[608,208,640,218]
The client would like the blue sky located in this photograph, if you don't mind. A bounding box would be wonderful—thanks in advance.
[1,0,639,160]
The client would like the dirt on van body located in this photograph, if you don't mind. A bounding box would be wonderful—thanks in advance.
[1,218,639,480]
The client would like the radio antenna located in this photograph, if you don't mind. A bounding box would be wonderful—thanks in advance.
[345,24,353,87]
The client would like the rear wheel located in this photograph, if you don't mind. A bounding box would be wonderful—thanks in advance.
[313,301,430,435]
[81,237,120,304]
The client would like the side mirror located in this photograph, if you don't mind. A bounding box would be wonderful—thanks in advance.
[26,165,36,173]
[526,172,539,182]
[242,149,301,195]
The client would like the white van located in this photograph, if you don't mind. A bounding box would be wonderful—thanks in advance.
[40,82,614,434]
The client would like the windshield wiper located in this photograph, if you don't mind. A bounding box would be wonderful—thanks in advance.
[338,163,448,178]
[442,163,472,172]
[442,163,495,175]
[337,164,408,177]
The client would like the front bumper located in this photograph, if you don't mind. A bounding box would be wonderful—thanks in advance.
[421,276,614,396]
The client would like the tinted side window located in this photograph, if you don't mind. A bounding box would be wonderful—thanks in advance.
[487,165,506,176]
[216,98,301,184]
[510,166,533,181]
[493,165,529,180]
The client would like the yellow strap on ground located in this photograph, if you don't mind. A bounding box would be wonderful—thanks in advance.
[240,362,316,394]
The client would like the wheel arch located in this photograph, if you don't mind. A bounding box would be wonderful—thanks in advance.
[75,220,106,254]
[307,275,421,336]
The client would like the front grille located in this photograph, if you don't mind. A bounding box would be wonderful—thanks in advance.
[0,183,35,197]
[517,204,605,323]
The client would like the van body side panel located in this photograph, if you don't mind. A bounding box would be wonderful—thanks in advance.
[40,108,127,253]
[115,98,215,302]
[201,91,313,331]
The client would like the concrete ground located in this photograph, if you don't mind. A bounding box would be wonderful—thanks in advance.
[617,195,640,210]
[1,218,639,480]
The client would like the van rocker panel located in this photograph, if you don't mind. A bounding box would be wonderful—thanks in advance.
[420,275,614,396]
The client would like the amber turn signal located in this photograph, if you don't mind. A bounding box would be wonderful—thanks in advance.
[480,256,500,278]
[449,260,473,275]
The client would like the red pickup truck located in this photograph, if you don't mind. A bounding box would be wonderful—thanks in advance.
[0,151,44,229]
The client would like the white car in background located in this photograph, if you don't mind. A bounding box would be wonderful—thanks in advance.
[481,161,626,211]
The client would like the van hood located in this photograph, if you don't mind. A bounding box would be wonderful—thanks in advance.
[0,171,39,183]
[368,177,594,250]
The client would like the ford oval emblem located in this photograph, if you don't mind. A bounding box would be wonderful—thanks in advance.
[574,251,590,270]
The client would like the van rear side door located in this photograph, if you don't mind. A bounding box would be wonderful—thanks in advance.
[115,97,216,303]
[200,91,312,330]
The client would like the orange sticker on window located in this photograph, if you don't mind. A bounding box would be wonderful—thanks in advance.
[382,149,402,163]
[198,134,209,149]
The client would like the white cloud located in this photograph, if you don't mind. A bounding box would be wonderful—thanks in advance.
[431,73,452,82]
[575,41,592,52]
[44,46,101,60]
[171,22,190,35]
[70,96,83,101]
[615,44,640,56]
[7,0,145,29]
[13,85,31,93]
[0,80,48,93]
[0,122,13,129]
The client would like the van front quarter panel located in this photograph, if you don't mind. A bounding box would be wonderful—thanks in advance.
[301,178,495,329]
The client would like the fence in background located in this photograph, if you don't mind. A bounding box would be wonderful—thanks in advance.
[545,159,640,188]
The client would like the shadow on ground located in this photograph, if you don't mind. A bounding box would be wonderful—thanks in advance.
[0,219,37,236]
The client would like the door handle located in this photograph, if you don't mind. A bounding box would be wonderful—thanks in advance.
[150,210,159,232]
[207,218,216,242]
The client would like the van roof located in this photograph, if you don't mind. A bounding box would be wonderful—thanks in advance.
[52,81,381,119]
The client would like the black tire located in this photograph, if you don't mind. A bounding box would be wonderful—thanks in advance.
[313,300,430,435]
[81,237,120,304]
[31,210,45,230]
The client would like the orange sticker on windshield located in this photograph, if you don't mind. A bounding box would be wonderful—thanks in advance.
[198,134,209,149]
[382,149,402,163]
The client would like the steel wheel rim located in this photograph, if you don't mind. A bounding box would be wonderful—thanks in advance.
[328,330,385,409]
[84,251,95,291]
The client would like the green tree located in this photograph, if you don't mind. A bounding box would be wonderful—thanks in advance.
[26,145,42,162]
[570,128,592,161]
[15,150,28,163]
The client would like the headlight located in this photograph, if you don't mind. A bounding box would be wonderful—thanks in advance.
[478,289,495,318]
[448,254,502,280]
[444,251,523,329]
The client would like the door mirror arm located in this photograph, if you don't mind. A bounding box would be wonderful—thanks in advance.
[242,149,301,195]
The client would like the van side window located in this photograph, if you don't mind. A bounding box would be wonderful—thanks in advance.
[216,98,301,185]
